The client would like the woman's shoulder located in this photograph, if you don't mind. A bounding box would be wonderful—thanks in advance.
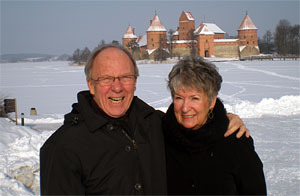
[226,133,254,147]
[221,134,255,154]
[217,134,264,170]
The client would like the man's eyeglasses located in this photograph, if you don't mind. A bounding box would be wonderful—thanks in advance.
[91,75,137,86]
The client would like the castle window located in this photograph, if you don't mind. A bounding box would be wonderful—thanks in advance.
[206,40,208,43]
[247,41,249,44]
[253,41,255,44]
[244,36,246,39]
[152,44,154,47]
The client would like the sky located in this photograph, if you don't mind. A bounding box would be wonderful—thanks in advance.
[1,0,299,55]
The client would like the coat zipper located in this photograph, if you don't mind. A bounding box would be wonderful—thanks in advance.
[121,127,144,193]
[121,129,137,150]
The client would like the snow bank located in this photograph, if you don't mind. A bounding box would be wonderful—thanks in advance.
[0,118,53,195]
[0,118,39,150]
[157,95,300,118]
[225,95,300,118]
[23,114,64,124]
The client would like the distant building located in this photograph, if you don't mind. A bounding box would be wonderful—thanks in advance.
[122,11,259,59]
[122,25,137,52]
[237,14,260,57]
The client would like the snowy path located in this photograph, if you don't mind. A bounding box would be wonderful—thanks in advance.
[228,62,300,81]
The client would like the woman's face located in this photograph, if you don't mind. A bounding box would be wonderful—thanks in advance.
[173,87,217,130]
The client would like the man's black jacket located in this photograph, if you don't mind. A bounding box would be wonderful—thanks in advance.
[40,91,167,195]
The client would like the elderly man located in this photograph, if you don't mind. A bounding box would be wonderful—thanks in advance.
[40,44,248,195]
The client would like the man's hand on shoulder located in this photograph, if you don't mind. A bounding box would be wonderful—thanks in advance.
[225,113,250,138]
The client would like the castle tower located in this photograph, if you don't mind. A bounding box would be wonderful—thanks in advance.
[146,13,167,50]
[178,11,195,40]
[238,13,260,56]
[238,13,258,46]
[194,24,215,57]
[122,25,138,49]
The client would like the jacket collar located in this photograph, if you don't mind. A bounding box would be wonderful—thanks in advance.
[163,98,229,153]
[77,91,109,133]
[69,90,155,133]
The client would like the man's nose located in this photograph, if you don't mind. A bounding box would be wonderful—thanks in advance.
[111,77,122,92]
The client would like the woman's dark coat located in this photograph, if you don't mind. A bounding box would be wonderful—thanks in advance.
[163,98,267,195]
[40,91,167,195]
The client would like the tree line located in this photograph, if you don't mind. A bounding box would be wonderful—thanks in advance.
[259,19,299,55]
[70,40,120,65]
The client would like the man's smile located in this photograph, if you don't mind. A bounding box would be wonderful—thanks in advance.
[108,96,125,103]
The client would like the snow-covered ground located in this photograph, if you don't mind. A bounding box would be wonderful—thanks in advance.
[0,59,299,195]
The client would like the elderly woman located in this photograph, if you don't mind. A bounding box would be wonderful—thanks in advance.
[163,57,266,195]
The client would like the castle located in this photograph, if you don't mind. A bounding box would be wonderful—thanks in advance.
[122,11,259,59]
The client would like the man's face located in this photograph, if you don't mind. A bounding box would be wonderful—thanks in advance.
[87,48,136,118]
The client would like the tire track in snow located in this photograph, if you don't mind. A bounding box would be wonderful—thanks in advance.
[148,97,172,106]
[1,84,86,88]
[224,81,299,90]
[225,62,300,81]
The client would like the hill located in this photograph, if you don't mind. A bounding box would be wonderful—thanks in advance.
[0,53,70,63]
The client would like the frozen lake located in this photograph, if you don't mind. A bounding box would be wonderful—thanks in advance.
[0,59,299,195]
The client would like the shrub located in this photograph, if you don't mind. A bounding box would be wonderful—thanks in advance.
[0,95,8,117]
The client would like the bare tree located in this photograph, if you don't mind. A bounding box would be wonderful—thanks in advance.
[80,47,91,62]
[274,20,300,55]
[168,29,175,58]
[259,30,274,54]
[154,35,168,62]
[188,29,197,57]
[263,30,274,54]
[100,40,106,46]
[288,24,300,55]
[141,50,149,60]
[111,40,120,46]
[126,40,140,60]
[274,19,290,55]
[72,48,81,64]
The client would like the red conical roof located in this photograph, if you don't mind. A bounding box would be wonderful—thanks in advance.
[147,14,167,32]
[238,14,257,30]
[123,25,137,39]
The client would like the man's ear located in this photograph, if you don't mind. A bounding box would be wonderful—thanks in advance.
[134,80,137,91]
[87,80,95,95]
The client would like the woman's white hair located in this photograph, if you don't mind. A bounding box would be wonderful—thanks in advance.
[167,56,222,103]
